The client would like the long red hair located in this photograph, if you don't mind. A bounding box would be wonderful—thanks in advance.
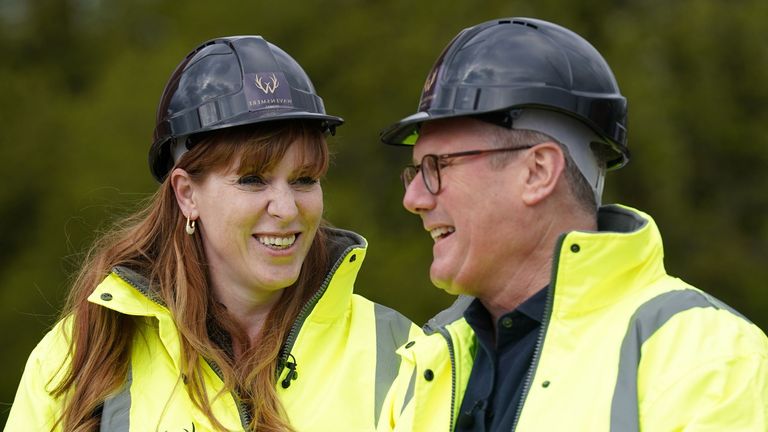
[51,120,330,431]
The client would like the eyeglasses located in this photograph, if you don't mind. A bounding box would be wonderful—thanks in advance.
[401,146,534,195]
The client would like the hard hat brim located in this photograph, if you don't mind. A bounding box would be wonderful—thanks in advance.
[149,110,343,182]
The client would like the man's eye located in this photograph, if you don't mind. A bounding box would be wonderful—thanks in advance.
[237,175,266,186]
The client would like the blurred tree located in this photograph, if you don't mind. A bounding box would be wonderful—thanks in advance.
[1,0,766,426]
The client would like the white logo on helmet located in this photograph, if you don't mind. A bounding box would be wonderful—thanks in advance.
[254,73,280,94]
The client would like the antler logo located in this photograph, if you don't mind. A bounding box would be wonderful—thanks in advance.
[254,73,280,94]
[244,72,291,109]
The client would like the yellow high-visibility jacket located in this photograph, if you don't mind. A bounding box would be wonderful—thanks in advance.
[379,205,768,432]
[7,228,420,432]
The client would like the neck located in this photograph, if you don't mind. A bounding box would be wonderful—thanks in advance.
[479,204,596,323]
[477,234,553,324]
[212,282,284,344]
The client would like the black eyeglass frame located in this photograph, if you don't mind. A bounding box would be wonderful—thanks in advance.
[401,145,534,195]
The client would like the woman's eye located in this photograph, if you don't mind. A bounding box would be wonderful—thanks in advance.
[237,175,266,186]
[293,176,319,186]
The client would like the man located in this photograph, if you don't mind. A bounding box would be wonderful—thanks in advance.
[377,18,768,432]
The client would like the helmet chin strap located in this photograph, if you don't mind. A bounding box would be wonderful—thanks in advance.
[512,109,606,208]
[171,135,190,165]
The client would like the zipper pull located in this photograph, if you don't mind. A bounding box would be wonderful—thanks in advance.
[281,354,298,388]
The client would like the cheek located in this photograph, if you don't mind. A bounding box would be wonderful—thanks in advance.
[459,198,504,244]
[300,190,324,222]
[202,194,259,236]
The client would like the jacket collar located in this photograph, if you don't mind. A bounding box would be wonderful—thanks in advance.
[551,204,667,317]
[422,205,666,329]
[87,268,165,317]
[87,227,368,322]
[292,227,367,322]
[423,296,473,335]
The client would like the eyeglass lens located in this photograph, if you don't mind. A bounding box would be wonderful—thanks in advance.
[402,155,442,194]
[422,155,439,194]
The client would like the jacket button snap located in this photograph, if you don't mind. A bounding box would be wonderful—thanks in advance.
[405,341,415,348]
[100,293,113,301]
[501,317,514,328]
[349,254,357,262]
[423,369,434,381]
[570,244,580,253]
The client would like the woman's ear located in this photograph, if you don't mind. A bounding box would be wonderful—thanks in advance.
[170,168,198,219]
[521,142,566,206]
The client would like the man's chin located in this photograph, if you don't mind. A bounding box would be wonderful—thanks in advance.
[430,274,465,296]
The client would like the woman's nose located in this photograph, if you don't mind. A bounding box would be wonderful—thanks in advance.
[267,185,299,220]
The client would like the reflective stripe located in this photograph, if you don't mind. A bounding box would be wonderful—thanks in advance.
[374,303,413,426]
[101,368,132,432]
[401,369,417,415]
[609,289,750,431]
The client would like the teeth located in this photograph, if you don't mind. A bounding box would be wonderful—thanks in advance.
[257,234,296,249]
[429,226,455,240]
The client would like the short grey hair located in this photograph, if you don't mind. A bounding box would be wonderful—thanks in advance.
[483,125,597,214]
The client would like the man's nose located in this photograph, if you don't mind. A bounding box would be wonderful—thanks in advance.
[403,173,436,215]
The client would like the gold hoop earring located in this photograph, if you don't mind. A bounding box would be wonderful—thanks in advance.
[185,216,196,235]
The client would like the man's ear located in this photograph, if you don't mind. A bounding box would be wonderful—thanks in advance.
[521,142,566,206]
[170,168,198,219]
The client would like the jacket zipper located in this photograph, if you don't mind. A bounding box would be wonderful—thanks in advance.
[112,243,358,429]
[205,358,253,428]
[275,245,358,379]
[437,327,457,432]
[112,268,254,429]
[213,245,357,427]
[510,237,562,432]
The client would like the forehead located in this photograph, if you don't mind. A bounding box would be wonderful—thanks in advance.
[414,117,490,158]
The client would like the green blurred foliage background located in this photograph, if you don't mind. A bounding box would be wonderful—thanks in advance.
[1,0,767,423]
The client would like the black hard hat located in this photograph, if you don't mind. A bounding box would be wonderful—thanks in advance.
[149,36,343,182]
[380,18,629,170]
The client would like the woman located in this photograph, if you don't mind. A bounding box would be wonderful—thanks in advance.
[6,36,417,432]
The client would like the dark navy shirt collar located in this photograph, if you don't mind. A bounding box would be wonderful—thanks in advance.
[464,287,548,340]
[515,287,547,323]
